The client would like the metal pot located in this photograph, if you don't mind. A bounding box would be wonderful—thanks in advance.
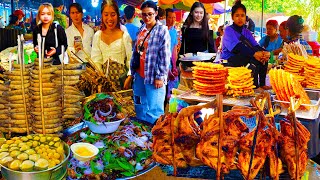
[1,142,70,180]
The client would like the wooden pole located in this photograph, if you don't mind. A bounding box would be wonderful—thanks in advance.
[216,94,223,180]
[39,36,45,134]
[19,34,29,134]
[61,45,65,119]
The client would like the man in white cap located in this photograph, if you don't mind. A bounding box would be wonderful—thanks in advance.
[0,16,4,28]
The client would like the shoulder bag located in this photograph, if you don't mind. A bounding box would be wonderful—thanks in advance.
[131,24,156,70]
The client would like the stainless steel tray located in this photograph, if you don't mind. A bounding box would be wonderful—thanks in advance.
[180,54,216,62]
[63,122,157,180]
[271,90,320,120]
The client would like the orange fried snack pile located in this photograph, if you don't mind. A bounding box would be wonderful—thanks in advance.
[238,127,283,180]
[279,120,310,179]
[196,106,252,174]
[226,67,255,97]
[192,62,227,95]
[304,56,320,88]
[284,53,306,83]
[269,68,311,110]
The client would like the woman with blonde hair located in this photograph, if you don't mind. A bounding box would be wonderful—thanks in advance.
[91,0,132,90]
[33,2,67,65]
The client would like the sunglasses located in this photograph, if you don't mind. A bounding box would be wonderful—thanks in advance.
[141,13,155,18]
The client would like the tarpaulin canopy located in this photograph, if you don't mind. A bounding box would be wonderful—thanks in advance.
[159,0,228,15]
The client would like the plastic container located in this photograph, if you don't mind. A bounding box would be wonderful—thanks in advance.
[70,143,98,162]
[84,118,125,134]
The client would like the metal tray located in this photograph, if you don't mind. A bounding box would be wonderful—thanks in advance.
[271,90,320,120]
[180,54,216,62]
[177,90,252,107]
[63,121,157,180]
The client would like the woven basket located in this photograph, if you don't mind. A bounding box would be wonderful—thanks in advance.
[102,61,127,91]
[112,89,136,117]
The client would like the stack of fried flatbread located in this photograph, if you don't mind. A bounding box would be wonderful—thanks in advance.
[304,56,320,88]
[53,63,84,122]
[192,62,227,95]
[30,59,63,134]
[5,64,33,133]
[226,67,255,97]
[284,53,306,83]
[269,68,310,110]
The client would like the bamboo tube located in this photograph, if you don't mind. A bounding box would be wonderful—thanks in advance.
[19,34,29,134]
[216,94,223,180]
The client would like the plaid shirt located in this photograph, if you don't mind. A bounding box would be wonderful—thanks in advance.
[131,21,171,85]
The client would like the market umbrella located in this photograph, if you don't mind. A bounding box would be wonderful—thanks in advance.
[212,2,231,15]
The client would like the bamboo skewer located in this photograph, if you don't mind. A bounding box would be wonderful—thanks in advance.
[82,49,105,76]
[38,35,46,135]
[61,45,65,118]
[216,94,223,180]
[18,34,29,134]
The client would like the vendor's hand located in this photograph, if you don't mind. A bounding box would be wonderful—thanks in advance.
[46,47,56,57]
[263,51,271,59]
[74,43,82,52]
[34,46,39,53]
[123,75,133,90]
[253,51,264,62]
[154,79,164,89]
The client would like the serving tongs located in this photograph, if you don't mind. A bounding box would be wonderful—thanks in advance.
[289,96,301,180]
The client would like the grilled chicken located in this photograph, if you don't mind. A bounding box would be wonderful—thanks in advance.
[196,106,252,174]
[279,120,310,179]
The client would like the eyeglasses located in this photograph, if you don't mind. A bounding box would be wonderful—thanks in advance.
[141,13,155,18]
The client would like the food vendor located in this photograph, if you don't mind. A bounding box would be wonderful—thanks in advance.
[259,20,282,56]
[129,1,171,124]
[178,2,215,67]
[286,15,313,56]
[221,0,270,88]
[33,3,68,65]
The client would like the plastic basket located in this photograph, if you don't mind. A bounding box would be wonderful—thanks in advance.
[112,89,135,117]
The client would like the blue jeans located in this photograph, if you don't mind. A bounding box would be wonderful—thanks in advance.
[133,73,165,124]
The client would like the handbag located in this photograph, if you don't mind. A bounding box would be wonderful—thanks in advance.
[131,24,156,70]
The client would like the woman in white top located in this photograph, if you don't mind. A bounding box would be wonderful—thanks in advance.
[65,3,94,62]
[91,0,132,80]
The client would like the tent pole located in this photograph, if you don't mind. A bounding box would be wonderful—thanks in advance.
[224,0,227,24]
[11,0,14,15]
[261,0,264,38]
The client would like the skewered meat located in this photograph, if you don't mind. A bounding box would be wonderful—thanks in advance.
[279,120,310,179]
[152,113,177,165]
[196,106,252,174]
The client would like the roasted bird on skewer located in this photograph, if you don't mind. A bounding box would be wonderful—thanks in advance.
[196,106,253,174]
[151,113,177,166]
[279,119,310,179]
[238,126,283,180]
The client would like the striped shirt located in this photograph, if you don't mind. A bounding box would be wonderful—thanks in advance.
[130,21,171,85]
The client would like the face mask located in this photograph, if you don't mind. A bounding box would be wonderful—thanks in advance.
[216,32,221,36]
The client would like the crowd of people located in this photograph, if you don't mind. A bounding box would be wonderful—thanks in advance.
[0,0,314,125]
